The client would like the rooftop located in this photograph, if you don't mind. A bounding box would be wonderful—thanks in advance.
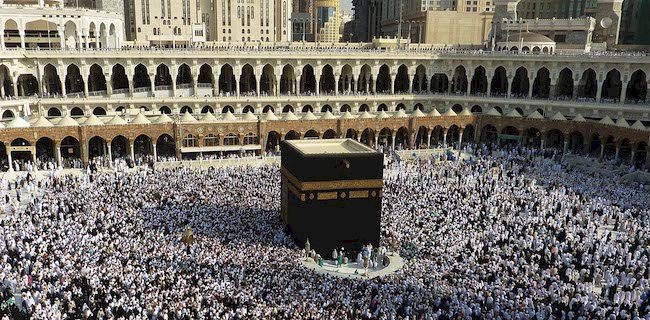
[285,139,378,155]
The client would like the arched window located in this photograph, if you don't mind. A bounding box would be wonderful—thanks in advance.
[243,133,258,145]
[204,134,219,146]
[224,133,240,146]
[182,134,198,148]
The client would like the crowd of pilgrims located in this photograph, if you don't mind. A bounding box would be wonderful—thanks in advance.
[1,144,649,319]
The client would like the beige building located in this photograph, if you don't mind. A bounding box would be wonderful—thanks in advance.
[125,0,292,46]
[312,0,339,42]
[377,0,494,46]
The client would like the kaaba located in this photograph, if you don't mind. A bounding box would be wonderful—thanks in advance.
[280,139,383,258]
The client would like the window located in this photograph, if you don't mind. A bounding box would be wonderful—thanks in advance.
[224,133,239,145]
[204,134,219,146]
[183,135,198,148]
[243,133,258,145]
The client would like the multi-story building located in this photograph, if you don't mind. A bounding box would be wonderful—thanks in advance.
[517,0,597,19]
[0,0,124,50]
[0,42,649,170]
[123,0,292,46]
[356,0,493,46]
[312,0,339,42]
[620,0,649,45]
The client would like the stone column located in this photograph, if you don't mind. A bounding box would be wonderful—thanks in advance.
[600,144,605,159]
[620,81,628,104]
[563,140,569,154]
[7,151,13,172]
[572,78,580,100]
[0,30,5,50]
[213,72,220,95]
[443,130,448,148]
[335,75,340,95]
[391,133,396,150]
[31,151,36,166]
[374,135,379,149]
[256,75,261,97]
[314,72,321,95]
[427,130,432,148]
[107,144,112,161]
[596,78,603,102]
[149,74,155,95]
[295,72,301,94]
[129,143,135,163]
[105,73,113,96]
[466,72,473,96]
[630,150,635,165]
[390,73,397,94]
[58,27,65,49]
[11,77,18,97]
[540,138,546,149]
[152,144,157,162]
[410,74,416,94]
[234,70,242,97]
[275,75,281,96]
[507,78,513,98]
[55,142,62,167]
[549,79,557,98]
[83,71,90,97]
[19,30,26,49]
[61,71,67,96]
[192,75,199,96]
[458,129,464,149]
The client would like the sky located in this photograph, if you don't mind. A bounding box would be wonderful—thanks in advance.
[341,0,353,14]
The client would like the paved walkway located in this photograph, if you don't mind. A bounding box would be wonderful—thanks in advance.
[299,253,405,280]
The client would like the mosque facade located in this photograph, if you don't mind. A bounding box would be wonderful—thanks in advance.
[0,45,649,170]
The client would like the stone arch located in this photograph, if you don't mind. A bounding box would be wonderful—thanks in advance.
[266,131,280,151]
[480,125,498,144]
[377,128,392,147]
[360,128,375,146]
[451,104,463,113]
[88,136,106,159]
[263,105,275,113]
[413,103,424,111]
[17,74,39,97]
[176,64,192,86]
[36,137,55,163]
[243,105,255,113]
[70,107,84,117]
[490,66,508,96]
[358,64,373,94]
[180,105,194,113]
[340,104,351,112]
[462,125,475,144]
[589,133,602,156]
[285,130,300,140]
[451,66,468,94]
[319,64,335,94]
[260,64,275,95]
[345,128,358,140]
[201,105,214,113]
[511,67,529,97]
[111,64,129,91]
[88,64,107,93]
[47,107,62,117]
[239,64,257,95]
[133,64,151,89]
[60,136,81,166]
[377,104,388,112]
[222,105,234,113]
[219,64,237,94]
[395,103,406,111]
[394,65,409,93]
[524,127,542,148]
[282,105,294,113]
[625,69,647,103]
[63,21,78,49]
[111,135,129,160]
[93,107,107,115]
[578,68,598,100]
[43,64,62,95]
[414,126,428,148]
[359,104,370,112]
[470,66,488,95]
[300,65,317,94]
[159,106,172,114]
[602,69,622,102]
[243,132,258,145]
[556,68,574,99]
[65,64,85,95]
[155,64,173,87]
[323,129,338,139]
[545,129,564,149]
[395,127,409,149]
[320,105,332,113]
[133,134,154,162]
[470,105,482,113]
[568,131,584,153]
[156,134,176,159]
[431,73,449,94]
[339,64,354,93]
[532,67,551,98]
[376,64,391,93]
[280,65,295,94]
[198,64,213,85]
[413,65,427,93]
[302,105,314,113]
